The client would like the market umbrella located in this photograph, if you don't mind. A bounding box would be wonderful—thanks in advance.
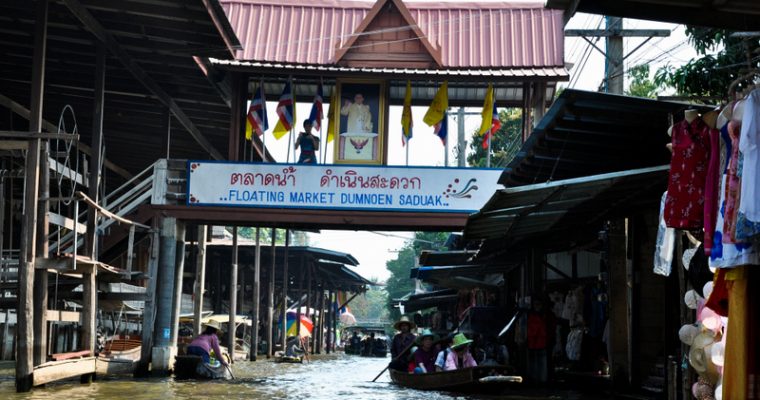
[339,311,357,326]
[286,311,313,337]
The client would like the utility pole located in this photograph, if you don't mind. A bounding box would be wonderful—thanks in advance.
[451,108,481,167]
[565,17,670,94]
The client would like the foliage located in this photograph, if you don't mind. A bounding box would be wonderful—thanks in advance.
[384,232,449,321]
[654,27,760,97]
[625,65,659,99]
[233,227,308,245]
[350,286,389,322]
[466,108,523,168]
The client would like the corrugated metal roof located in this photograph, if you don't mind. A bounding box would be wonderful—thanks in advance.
[219,0,564,69]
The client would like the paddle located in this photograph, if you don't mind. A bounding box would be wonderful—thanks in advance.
[371,335,416,382]
[497,310,522,338]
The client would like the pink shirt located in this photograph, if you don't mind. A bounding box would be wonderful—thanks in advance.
[189,334,224,363]
[443,349,477,370]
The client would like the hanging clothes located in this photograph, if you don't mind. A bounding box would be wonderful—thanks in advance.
[654,191,676,276]
[723,121,743,242]
[738,89,760,223]
[664,118,713,229]
[709,175,760,269]
[704,126,722,256]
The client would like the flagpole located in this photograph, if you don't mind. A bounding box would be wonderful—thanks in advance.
[405,140,409,166]
[486,134,492,168]
[286,77,294,163]
[443,113,448,167]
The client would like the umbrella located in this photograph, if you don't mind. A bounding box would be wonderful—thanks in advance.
[286,311,313,337]
[340,311,357,326]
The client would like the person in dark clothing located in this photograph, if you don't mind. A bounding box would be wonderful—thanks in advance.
[389,316,417,371]
[295,120,320,164]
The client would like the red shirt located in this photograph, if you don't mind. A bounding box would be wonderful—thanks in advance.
[527,313,547,350]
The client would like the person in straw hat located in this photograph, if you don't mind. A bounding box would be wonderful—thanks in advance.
[443,333,477,371]
[389,316,417,371]
[411,329,439,373]
[187,320,228,366]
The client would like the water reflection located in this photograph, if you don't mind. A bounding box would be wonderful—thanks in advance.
[0,355,603,399]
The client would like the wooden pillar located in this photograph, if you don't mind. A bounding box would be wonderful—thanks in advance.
[325,290,332,354]
[332,291,338,352]
[228,227,238,362]
[267,228,276,358]
[192,225,207,337]
[32,151,49,367]
[228,72,243,161]
[295,256,304,338]
[17,0,47,392]
[608,218,630,388]
[281,230,289,349]
[305,262,312,353]
[250,227,261,361]
[151,217,177,374]
[136,227,159,377]
[169,222,186,348]
[531,82,547,127]
[80,266,96,380]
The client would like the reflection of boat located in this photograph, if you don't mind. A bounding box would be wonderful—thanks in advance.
[389,366,522,393]
[174,355,232,380]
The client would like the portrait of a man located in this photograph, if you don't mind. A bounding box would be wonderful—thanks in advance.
[334,80,385,164]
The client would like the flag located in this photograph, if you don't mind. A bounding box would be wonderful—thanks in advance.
[478,84,502,149]
[325,89,338,143]
[245,85,268,140]
[273,81,295,139]
[308,83,324,131]
[423,81,448,127]
[433,110,448,144]
[401,80,413,146]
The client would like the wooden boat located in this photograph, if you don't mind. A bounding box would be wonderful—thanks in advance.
[274,354,303,363]
[174,355,232,380]
[96,336,141,375]
[389,366,522,393]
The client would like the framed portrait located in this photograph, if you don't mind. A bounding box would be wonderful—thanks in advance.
[333,79,386,165]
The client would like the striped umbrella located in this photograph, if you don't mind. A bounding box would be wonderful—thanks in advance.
[286,311,314,337]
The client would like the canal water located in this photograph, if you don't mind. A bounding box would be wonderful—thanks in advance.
[0,354,608,399]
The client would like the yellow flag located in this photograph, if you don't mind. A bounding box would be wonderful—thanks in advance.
[423,81,448,126]
[478,84,494,136]
[245,119,253,140]
[401,81,413,143]
[326,89,338,143]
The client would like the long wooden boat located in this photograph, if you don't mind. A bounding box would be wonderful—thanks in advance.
[389,366,522,393]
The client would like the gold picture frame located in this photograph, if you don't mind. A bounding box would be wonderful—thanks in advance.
[332,78,386,165]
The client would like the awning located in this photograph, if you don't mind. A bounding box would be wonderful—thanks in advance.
[464,165,669,244]
[418,250,478,267]
[399,289,458,313]
[499,89,706,187]
[546,0,760,30]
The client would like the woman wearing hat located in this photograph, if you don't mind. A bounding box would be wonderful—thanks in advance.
[443,333,477,371]
[389,316,417,371]
[187,320,228,367]
[411,329,439,373]
[295,119,320,164]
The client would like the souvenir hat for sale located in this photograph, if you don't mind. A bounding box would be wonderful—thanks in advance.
[689,331,720,384]
[678,324,700,346]
[684,290,703,310]
[450,333,473,349]
[394,315,417,331]
[416,329,439,344]
[687,244,713,297]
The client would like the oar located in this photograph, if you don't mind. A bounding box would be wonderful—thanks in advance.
[497,310,522,338]
[371,337,416,382]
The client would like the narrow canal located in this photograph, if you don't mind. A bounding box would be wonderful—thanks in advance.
[0,355,607,399]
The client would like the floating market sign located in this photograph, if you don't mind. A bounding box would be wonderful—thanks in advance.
[187,161,502,213]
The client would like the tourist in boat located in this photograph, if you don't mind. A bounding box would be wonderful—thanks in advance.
[411,329,439,373]
[285,336,305,358]
[389,316,417,371]
[186,320,228,367]
[362,332,376,356]
[443,333,477,371]
[434,333,455,371]
[349,331,361,353]
[295,119,320,164]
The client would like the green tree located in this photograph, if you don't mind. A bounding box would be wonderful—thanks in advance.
[233,227,308,245]
[466,108,523,168]
[350,286,389,322]
[625,65,659,98]
[384,232,449,320]
[655,27,760,97]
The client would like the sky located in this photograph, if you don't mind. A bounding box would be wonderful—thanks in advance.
[252,13,701,283]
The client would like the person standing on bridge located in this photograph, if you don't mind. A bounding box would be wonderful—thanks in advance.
[295,119,320,164]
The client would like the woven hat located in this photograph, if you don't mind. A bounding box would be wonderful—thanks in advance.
[394,315,417,331]
[450,333,473,349]
[679,324,700,346]
[202,319,224,332]
[684,290,702,310]
[416,329,439,344]
[689,332,719,383]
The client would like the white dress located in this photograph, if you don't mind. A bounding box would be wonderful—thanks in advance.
[738,89,760,222]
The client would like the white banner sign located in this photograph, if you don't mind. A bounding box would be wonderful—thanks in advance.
[187,161,503,213]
